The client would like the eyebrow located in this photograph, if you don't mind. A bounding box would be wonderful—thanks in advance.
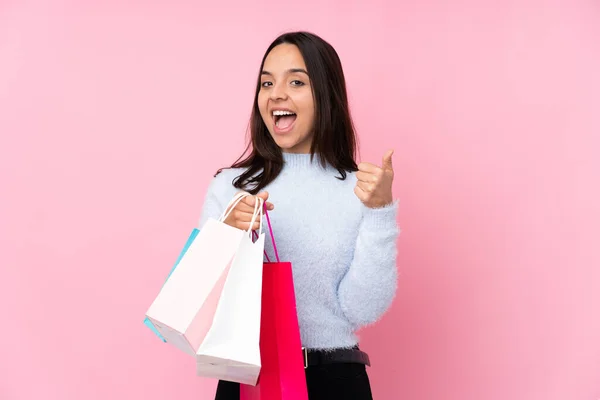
[261,68,309,76]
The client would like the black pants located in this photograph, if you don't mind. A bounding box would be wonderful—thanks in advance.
[214,362,373,400]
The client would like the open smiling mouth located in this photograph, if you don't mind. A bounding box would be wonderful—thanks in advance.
[273,110,297,132]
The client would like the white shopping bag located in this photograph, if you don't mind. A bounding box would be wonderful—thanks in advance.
[145,192,262,358]
[195,201,266,385]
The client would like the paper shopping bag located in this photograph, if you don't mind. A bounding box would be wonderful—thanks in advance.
[195,214,265,385]
[144,228,199,342]
[145,192,260,357]
[240,210,309,400]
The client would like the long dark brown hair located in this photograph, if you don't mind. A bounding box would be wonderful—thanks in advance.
[218,31,358,194]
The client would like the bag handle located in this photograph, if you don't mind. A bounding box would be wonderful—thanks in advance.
[252,204,280,263]
[220,192,264,237]
[219,192,251,222]
[248,197,263,238]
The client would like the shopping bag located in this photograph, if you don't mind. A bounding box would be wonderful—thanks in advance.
[145,192,261,357]
[240,209,309,400]
[194,199,266,385]
[144,228,199,342]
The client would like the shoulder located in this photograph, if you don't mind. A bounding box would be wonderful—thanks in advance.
[206,167,245,197]
[212,167,245,185]
[209,168,244,191]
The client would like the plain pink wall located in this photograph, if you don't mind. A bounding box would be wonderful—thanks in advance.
[1,1,599,399]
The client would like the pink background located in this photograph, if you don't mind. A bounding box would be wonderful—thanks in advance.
[1,1,599,399]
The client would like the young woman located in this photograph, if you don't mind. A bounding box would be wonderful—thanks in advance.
[199,31,399,400]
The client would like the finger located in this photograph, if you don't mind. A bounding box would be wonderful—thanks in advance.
[238,196,273,213]
[241,195,258,207]
[232,209,259,222]
[236,220,261,231]
[354,185,368,202]
[256,191,270,201]
[241,192,269,206]
[356,171,377,183]
[256,192,271,210]
[382,149,394,171]
[236,200,258,213]
[357,162,379,174]
[356,180,374,193]
[241,196,265,214]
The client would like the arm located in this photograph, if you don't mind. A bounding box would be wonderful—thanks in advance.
[337,201,400,328]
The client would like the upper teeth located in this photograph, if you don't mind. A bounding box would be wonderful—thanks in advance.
[273,110,295,116]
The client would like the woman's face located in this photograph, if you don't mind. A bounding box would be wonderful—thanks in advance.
[258,43,315,154]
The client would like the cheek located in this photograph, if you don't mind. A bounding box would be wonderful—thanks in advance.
[299,94,315,123]
[302,103,315,129]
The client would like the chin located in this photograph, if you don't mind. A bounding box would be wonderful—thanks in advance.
[269,130,311,153]
[272,136,298,151]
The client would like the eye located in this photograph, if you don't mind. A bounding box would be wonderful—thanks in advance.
[261,81,273,88]
[291,80,305,86]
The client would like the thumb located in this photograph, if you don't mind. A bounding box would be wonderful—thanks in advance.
[256,191,270,202]
[242,191,268,207]
[382,149,394,171]
[256,192,272,211]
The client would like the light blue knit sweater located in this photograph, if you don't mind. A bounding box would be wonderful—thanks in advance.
[198,152,400,350]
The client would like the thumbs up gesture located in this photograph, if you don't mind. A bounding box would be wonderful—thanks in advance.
[354,150,395,209]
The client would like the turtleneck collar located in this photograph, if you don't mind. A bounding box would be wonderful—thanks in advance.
[282,152,323,169]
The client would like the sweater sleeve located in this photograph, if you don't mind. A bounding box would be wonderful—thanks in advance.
[337,200,400,328]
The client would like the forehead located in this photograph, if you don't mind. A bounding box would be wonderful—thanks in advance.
[263,43,306,71]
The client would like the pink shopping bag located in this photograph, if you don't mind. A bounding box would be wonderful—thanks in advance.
[240,210,309,400]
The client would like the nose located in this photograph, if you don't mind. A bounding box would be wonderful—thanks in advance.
[269,81,288,101]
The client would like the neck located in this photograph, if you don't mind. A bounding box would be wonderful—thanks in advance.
[282,152,324,170]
